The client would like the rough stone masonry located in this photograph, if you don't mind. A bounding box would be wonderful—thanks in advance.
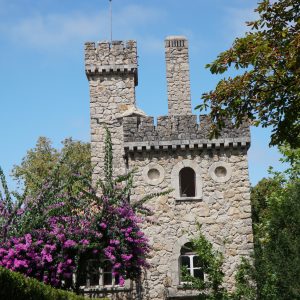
[85,35,253,300]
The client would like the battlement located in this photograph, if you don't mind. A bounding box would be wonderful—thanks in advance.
[123,114,250,152]
[85,40,138,85]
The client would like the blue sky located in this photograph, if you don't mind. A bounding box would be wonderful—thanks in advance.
[0,0,286,188]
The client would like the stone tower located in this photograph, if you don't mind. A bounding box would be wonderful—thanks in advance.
[85,40,139,182]
[85,36,253,300]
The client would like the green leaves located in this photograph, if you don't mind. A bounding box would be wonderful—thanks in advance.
[181,226,228,299]
[199,0,300,148]
[0,266,107,300]
[12,137,91,198]
[247,151,300,300]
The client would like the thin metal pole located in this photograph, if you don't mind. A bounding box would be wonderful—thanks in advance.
[109,0,112,42]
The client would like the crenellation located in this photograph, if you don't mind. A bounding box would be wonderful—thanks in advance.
[85,40,138,85]
[123,114,250,150]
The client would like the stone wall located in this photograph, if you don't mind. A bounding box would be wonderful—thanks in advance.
[165,36,192,116]
[127,147,253,299]
[123,115,250,151]
[85,40,138,182]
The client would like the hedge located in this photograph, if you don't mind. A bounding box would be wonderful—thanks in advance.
[0,266,107,300]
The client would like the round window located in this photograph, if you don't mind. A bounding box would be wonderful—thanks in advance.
[147,168,160,180]
[214,166,227,178]
[209,162,232,183]
[143,163,165,185]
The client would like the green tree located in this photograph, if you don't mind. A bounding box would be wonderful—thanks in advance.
[238,146,300,300]
[199,0,300,148]
[12,137,91,197]
[250,178,300,300]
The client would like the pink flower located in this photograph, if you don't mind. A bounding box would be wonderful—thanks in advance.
[63,240,77,248]
[121,254,132,261]
[14,259,28,268]
[110,239,120,246]
[25,234,32,246]
[43,253,53,263]
[100,222,107,229]
[16,209,24,215]
[80,239,89,246]
[57,233,65,242]
[15,243,27,252]
[113,262,121,269]
[119,276,125,286]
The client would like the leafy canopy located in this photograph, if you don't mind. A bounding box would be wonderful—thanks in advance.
[199,0,300,148]
[249,163,300,299]
[12,137,91,197]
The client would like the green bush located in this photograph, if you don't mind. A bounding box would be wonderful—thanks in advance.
[0,267,107,300]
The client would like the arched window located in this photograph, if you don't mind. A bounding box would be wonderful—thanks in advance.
[179,167,196,197]
[171,160,202,200]
[180,243,204,282]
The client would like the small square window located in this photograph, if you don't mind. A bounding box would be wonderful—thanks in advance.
[78,259,120,288]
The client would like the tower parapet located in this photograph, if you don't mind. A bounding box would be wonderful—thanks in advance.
[85,40,138,85]
[123,115,250,151]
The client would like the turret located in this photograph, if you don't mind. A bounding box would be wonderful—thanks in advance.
[85,40,138,182]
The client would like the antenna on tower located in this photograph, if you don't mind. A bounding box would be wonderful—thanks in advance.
[109,0,112,43]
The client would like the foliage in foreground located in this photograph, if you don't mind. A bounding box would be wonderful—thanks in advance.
[0,130,158,290]
[199,0,300,148]
[0,266,106,300]
[181,228,257,300]
[181,227,229,300]
[250,175,300,299]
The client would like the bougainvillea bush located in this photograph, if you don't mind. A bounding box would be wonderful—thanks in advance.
[0,129,156,291]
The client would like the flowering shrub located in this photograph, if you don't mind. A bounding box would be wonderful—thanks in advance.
[0,215,99,288]
[0,187,152,289]
[0,129,163,291]
[100,197,150,284]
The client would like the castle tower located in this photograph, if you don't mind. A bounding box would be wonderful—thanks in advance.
[165,36,192,115]
[85,40,138,182]
[86,36,253,300]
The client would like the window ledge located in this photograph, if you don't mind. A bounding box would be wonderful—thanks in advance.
[79,286,131,293]
[177,284,196,290]
[175,197,202,202]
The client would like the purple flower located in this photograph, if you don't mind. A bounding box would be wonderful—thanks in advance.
[110,239,120,246]
[119,276,125,286]
[14,258,28,268]
[63,240,77,248]
[121,254,133,261]
[100,222,107,229]
[25,234,32,245]
[80,239,89,246]
[43,253,53,263]
[113,262,121,269]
